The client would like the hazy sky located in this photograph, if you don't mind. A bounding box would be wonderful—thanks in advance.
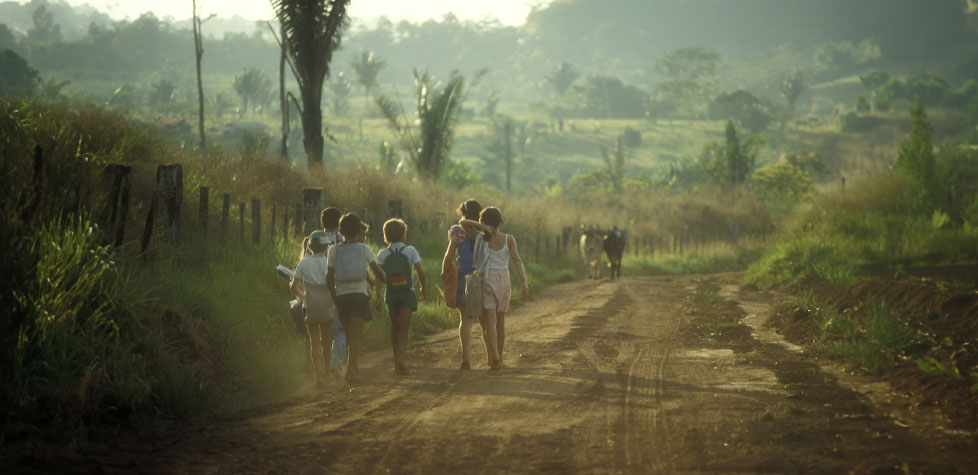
[24,0,548,25]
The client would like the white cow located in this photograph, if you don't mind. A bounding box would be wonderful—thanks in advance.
[580,229,605,279]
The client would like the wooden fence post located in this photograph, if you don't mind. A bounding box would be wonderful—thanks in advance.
[221,193,230,236]
[282,207,289,241]
[731,220,740,246]
[545,236,550,256]
[103,164,131,248]
[271,204,277,240]
[157,164,183,243]
[301,188,323,234]
[252,198,261,244]
[535,236,541,259]
[198,186,209,237]
[292,203,301,237]
[239,201,246,241]
[388,199,403,219]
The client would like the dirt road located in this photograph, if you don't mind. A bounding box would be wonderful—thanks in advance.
[76,275,978,473]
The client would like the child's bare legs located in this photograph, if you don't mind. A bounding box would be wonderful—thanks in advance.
[305,320,322,379]
[343,317,365,383]
[306,321,332,381]
[390,309,401,365]
[496,311,506,367]
[483,309,501,369]
[395,308,412,372]
[458,306,473,366]
[478,313,491,366]
[320,324,333,376]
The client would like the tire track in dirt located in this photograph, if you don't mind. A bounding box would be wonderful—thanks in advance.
[21,274,978,473]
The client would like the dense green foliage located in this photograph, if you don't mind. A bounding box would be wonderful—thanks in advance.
[748,105,978,288]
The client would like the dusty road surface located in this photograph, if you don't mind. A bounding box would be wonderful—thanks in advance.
[65,275,978,473]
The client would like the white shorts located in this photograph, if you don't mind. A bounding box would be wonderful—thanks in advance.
[482,268,511,312]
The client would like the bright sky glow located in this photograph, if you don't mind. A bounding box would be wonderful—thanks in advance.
[17,0,547,26]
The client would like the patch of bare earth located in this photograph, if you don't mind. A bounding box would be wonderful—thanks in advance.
[7,274,978,473]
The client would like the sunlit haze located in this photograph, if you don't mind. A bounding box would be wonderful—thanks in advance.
[11,0,546,25]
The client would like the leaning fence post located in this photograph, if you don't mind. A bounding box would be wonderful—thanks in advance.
[388,199,403,219]
[239,201,246,241]
[252,198,261,244]
[157,164,183,243]
[271,204,277,240]
[198,186,209,237]
[282,207,289,241]
[293,203,302,237]
[103,164,132,248]
[221,193,230,236]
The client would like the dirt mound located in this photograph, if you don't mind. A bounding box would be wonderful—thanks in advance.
[771,271,978,430]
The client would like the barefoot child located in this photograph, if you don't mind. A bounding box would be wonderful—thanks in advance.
[441,199,488,370]
[327,213,385,384]
[318,208,346,377]
[290,232,337,384]
[461,206,529,370]
[376,218,426,374]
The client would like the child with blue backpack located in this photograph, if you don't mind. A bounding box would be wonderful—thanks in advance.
[375,218,426,374]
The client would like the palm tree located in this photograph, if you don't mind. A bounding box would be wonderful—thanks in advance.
[232,67,270,116]
[271,0,350,169]
[544,61,580,96]
[375,70,467,181]
[351,51,385,140]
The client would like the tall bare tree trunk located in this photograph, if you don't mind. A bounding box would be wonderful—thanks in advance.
[302,87,324,167]
[192,0,206,151]
[279,24,288,161]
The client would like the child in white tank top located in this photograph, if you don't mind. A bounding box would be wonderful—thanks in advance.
[460,206,528,370]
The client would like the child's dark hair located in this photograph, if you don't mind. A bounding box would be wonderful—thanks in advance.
[359,222,370,235]
[479,206,503,238]
[383,218,407,244]
[321,207,341,229]
[309,239,328,254]
[339,213,361,241]
[457,199,482,221]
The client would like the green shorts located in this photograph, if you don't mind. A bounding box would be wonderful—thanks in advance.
[385,289,418,313]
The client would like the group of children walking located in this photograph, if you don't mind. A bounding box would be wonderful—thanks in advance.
[289,200,528,385]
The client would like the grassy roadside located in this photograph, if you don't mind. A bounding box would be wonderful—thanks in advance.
[0,98,779,443]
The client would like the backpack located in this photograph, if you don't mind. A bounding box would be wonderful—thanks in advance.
[383,246,413,292]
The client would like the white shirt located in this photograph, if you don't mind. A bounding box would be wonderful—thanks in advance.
[326,242,376,296]
[376,242,422,266]
[293,254,328,286]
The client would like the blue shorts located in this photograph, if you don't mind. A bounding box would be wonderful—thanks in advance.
[335,292,373,325]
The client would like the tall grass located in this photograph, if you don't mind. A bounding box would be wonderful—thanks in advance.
[747,170,978,288]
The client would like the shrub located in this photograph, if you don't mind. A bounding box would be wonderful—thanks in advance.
[752,162,815,210]
[622,126,642,148]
